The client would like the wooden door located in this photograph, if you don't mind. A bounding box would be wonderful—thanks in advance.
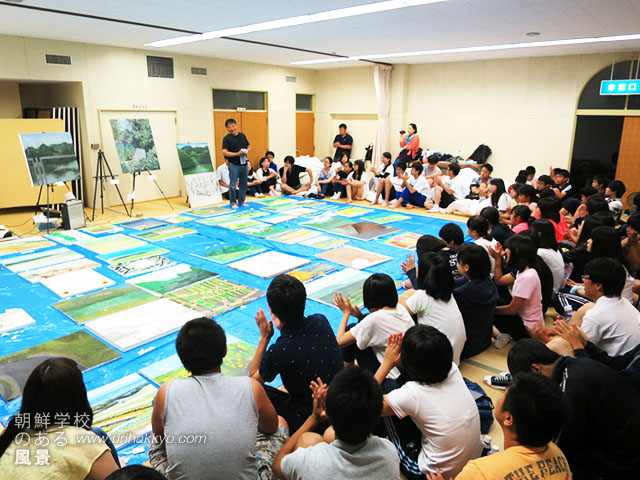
[616,117,640,208]
[240,111,268,168]
[296,112,314,156]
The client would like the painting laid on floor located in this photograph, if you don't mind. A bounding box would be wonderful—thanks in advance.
[19,258,100,283]
[40,269,115,298]
[0,236,55,256]
[127,263,216,296]
[287,263,337,283]
[0,331,121,401]
[193,243,266,264]
[316,246,391,269]
[0,247,83,272]
[78,234,147,255]
[305,268,372,309]
[19,132,80,187]
[110,119,160,173]
[228,251,310,278]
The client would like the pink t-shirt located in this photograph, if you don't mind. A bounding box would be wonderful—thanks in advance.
[549,216,568,243]
[511,222,529,234]
[512,268,543,329]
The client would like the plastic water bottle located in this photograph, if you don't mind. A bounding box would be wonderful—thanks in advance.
[488,445,500,455]
[481,436,492,450]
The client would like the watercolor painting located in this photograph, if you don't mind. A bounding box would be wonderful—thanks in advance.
[253,197,297,206]
[270,228,323,245]
[54,285,157,324]
[19,132,80,187]
[121,218,166,231]
[287,263,337,283]
[197,210,266,226]
[19,258,100,283]
[305,268,372,310]
[262,202,307,213]
[0,309,36,334]
[185,206,231,218]
[0,331,121,401]
[176,142,213,175]
[272,207,316,217]
[98,245,169,265]
[300,216,354,232]
[261,214,296,224]
[165,277,264,315]
[334,221,400,241]
[109,254,175,277]
[45,230,94,245]
[82,224,124,235]
[228,251,309,278]
[237,223,288,238]
[78,234,147,255]
[316,246,392,269]
[133,226,197,242]
[185,172,222,208]
[88,373,158,447]
[40,269,115,298]
[110,118,160,173]
[0,236,55,257]
[0,247,83,273]
[364,211,411,224]
[127,263,216,295]
[85,298,200,351]
[193,244,266,264]
[382,232,423,250]
[155,214,193,224]
[299,235,348,250]
[215,219,267,231]
[332,206,374,218]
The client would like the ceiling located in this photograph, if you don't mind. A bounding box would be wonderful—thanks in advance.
[1,0,640,69]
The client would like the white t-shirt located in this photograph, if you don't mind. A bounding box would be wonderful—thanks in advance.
[347,171,370,194]
[474,237,497,278]
[623,271,635,304]
[411,175,433,199]
[582,295,640,356]
[350,305,415,379]
[424,164,442,177]
[217,163,230,194]
[382,164,394,177]
[405,290,466,365]
[537,248,565,294]
[495,193,512,212]
[512,268,543,329]
[443,175,468,200]
[387,364,483,477]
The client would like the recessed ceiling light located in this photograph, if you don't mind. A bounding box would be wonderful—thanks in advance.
[292,32,640,65]
[145,0,447,48]
[526,32,540,37]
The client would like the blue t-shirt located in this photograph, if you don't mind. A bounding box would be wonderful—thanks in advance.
[454,278,499,359]
[260,314,343,415]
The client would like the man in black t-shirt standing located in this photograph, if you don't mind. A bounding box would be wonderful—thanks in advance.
[333,123,353,162]
[279,156,313,196]
[221,118,250,208]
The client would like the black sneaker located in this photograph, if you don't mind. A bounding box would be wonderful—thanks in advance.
[484,373,512,389]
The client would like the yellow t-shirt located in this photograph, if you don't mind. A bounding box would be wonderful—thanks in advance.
[456,443,571,480]
[0,426,109,480]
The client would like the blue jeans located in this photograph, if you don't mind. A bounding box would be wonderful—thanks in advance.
[320,183,334,196]
[397,188,426,207]
[228,162,248,205]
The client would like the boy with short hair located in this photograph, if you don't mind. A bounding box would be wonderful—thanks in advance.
[605,180,626,221]
[380,161,408,207]
[391,162,434,209]
[273,366,399,480]
[250,275,343,432]
[552,169,572,202]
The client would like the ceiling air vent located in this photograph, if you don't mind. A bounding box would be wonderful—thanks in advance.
[147,55,174,78]
[45,54,72,66]
[191,67,208,76]
[286,75,297,83]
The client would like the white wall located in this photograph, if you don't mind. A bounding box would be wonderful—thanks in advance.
[0,82,22,118]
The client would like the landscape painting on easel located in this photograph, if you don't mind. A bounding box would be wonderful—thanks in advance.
[176,143,214,175]
[110,119,160,173]
[19,132,80,187]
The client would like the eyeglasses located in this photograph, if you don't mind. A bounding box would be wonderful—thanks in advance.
[582,275,589,281]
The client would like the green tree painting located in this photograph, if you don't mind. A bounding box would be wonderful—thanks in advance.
[110,118,160,173]
[176,142,214,175]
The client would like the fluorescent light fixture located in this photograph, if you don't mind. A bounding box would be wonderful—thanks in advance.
[145,0,446,47]
[292,32,640,65]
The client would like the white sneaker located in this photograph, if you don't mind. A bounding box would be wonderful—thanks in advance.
[255,192,264,197]
[275,191,282,196]
[269,190,276,196]
[429,206,442,213]
[331,192,341,200]
[484,372,512,390]
[494,333,513,349]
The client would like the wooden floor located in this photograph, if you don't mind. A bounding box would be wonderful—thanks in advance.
[0,195,524,449]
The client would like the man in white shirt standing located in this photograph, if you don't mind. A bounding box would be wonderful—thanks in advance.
[580,258,640,356]
[390,162,434,209]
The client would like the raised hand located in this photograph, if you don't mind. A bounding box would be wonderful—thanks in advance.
[255,309,274,341]
[334,292,353,316]
[309,377,328,422]
[554,320,588,350]
[383,332,403,368]
[401,254,416,273]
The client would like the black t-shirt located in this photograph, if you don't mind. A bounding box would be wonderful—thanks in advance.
[222,132,249,165]
[490,223,515,246]
[279,164,306,188]
[333,133,353,160]
[454,278,499,359]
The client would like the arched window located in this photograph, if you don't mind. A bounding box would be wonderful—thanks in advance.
[578,60,640,111]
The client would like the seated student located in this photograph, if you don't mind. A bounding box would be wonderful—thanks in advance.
[401,234,446,289]
[508,339,640,479]
[378,161,407,207]
[492,235,544,341]
[376,327,482,479]
[391,162,433,209]
[370,152,394,204]
[536,197,568,243]
[515,184,538,212]
[217,158,238,200]
[279,155,313,196]
[591,174,607,195]
[468,163,493,200]
[334,273,414,379]
[535,174,554,193]
[525,165,536,185]
[564,186,599,238]
[345,159,369,204]
[250,275,343,432]
[481,206,514,246]
[106,465,167,480]
[150,318,286,480]
[488,178,511,213]
[510,205,532,234]
[246,161,264,197]
[330,160,352,200]
[562,212,613,282]
[454,245,500,359]
[605,180,626,221]
[433,163,466,209]
[578,258,640,356]
[438,223,466,283]
[445,373,571,480]
[423,154,443,182]
[467,215,497,277]
[265,150,278,172]
[395,123,420,166]
[622,214,640,276]
[273,367,399,480]
[401,252,467,364]
[257,156,279,196]
[315,156,335,199]
[554,320,640,394]
[551,168,572,203]
[0,358,119,479]
[529,220,565,295]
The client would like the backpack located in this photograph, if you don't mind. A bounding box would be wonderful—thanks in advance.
[464,378,494,434]
[468,144,492,164]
